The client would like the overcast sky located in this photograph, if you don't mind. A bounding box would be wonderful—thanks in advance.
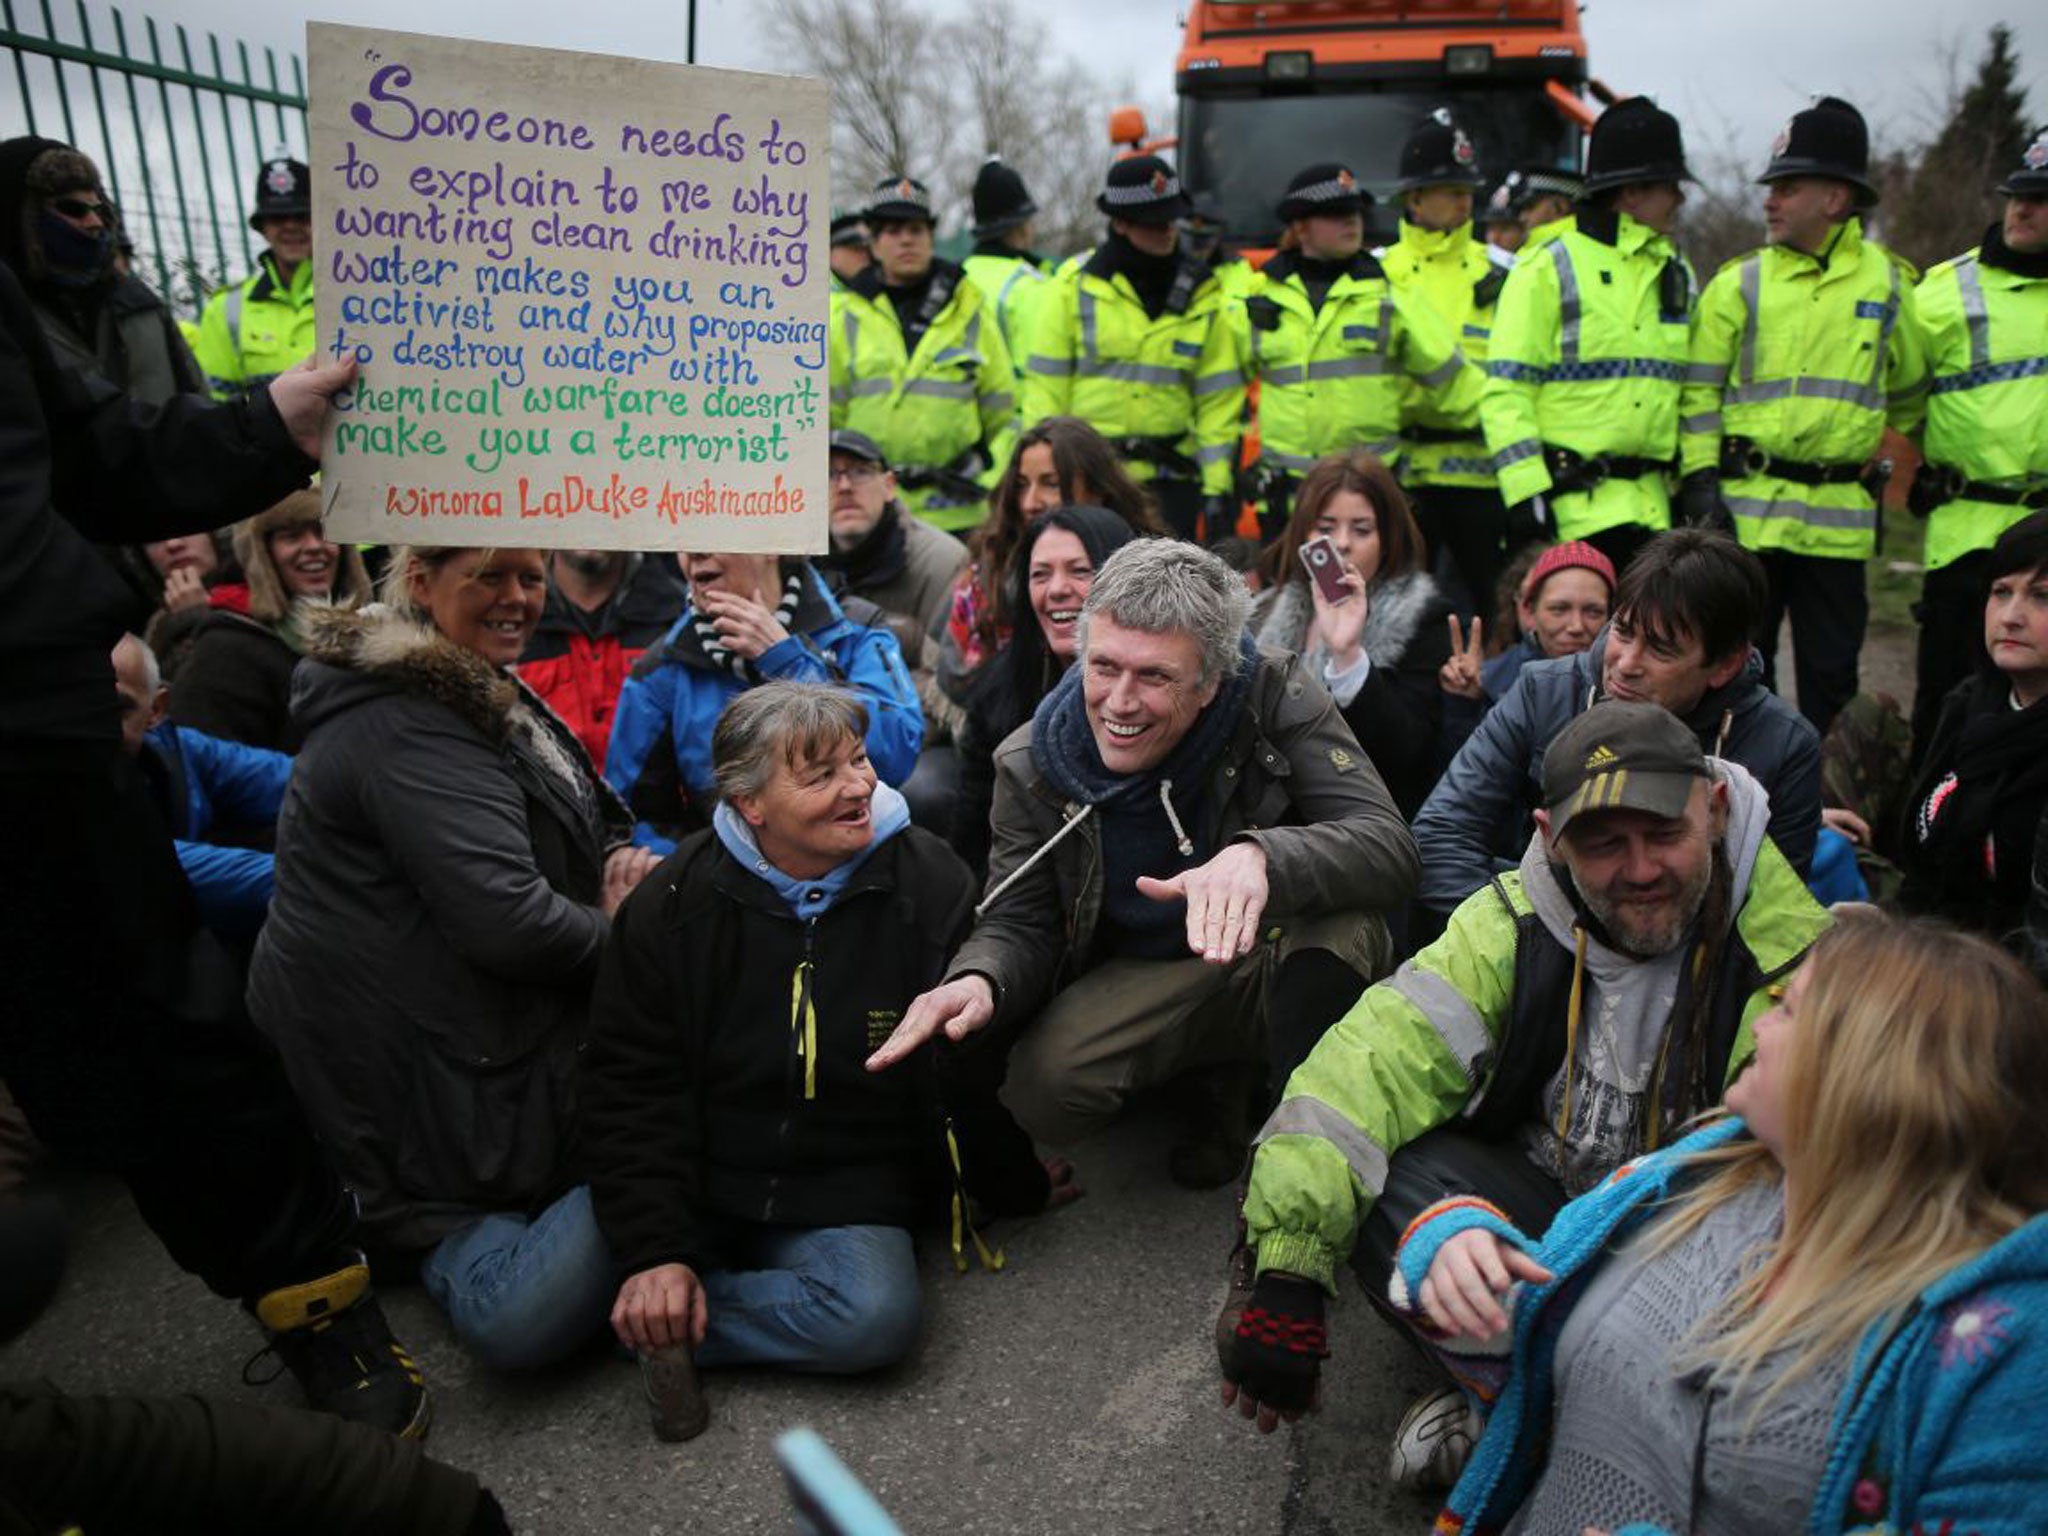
[89,1,2048,180]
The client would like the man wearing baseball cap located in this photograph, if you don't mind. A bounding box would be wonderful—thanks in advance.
[1218,697,1827,1489]
[192,157,316,400]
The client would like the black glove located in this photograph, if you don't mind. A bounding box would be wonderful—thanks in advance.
[1222,1272,1328,1413]
[1676,469,1733,532]
[1503,494,1549,551]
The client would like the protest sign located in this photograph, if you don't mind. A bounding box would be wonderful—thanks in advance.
[308,23,828,551]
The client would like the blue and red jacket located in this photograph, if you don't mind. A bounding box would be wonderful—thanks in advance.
[517,554,687,773]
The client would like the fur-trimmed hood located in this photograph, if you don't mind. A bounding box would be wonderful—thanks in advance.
[296,603,519,743]
[295,603,625,833]
[1252,567,1444,672]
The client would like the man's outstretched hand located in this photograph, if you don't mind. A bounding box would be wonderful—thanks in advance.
[1218,1271,1328,1434]
[1136,842,1270,965]
[865,973,996,1071]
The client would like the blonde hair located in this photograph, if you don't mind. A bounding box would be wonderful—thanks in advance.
[232,490,371,624]
[1655,912,2048,1418]
[378,545,512,619]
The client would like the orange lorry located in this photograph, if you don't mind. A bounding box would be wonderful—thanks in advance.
[1120,0,1598,251]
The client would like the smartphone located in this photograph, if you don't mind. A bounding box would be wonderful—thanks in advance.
[1298,534,1351,604]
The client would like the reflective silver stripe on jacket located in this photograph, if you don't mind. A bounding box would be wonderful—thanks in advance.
[1384,962,1497,1085]
[1954,254,1991,371]
[1551,241,1582,365]
[1256,1095,1391,1199]
[1726,493,1874,531]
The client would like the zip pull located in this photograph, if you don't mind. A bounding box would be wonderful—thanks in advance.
[790,959,817,1101]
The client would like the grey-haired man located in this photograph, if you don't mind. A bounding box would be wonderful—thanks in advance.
[869,540,1418,1186]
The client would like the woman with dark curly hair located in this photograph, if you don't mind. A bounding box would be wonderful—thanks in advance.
[937,415,1160,701]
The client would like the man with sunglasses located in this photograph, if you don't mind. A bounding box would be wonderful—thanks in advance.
[0,137,204,406]
[192,158,317,402]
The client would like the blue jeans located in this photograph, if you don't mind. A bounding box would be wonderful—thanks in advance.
[696,1223,921,1375]
[420,1184,614,1373]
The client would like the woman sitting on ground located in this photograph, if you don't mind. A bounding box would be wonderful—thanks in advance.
[1397,910,2048,1536]
[1252,448,1452,818]
[951,505,1146,876]
[1899,510,2048,955]
[582,683,1075,1441]
[1438,539,1614,763]
[248,545,656,1374]
[938,415,1161,701]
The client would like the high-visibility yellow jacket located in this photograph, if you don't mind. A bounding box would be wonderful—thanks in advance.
[1380,219,1504,488]
[1237,248,1477,478]
[1681,218,1927,561]
[962,251,1051,372]
[1481,208,1695,542]
[830,260,1019,533]
[190,254,317,401]
[1911,238,2048,571]
[1021,248,1241,496]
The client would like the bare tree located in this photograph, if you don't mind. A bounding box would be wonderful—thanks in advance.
[764,0,956,212]
[762,0,1132,258]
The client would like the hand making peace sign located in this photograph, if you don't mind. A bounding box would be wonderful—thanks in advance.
[1438,614,1487,701]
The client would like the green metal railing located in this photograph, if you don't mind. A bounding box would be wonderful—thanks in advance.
[1,0,305,316]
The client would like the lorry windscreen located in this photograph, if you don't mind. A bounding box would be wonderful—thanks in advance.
[1179,86,1576,249]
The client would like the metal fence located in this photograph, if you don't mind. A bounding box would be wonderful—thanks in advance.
[0,0,305,317]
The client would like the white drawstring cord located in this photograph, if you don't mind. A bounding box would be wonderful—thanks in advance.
[1159,778,1194,858]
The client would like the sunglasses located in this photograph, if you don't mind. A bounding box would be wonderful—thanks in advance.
[49,196,110,221]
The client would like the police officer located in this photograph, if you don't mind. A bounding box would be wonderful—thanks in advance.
[1022,155,1240,540]
[960,158,1049,365]
[1514,167,1583,255]
[1906,129,2048,755]
[1679,97,1926,734]
[1382,112,1510,608]
[1480,172,1526,259]
[829,209,872,290]
[1235,163,1474,546]
[829,174,1018,535]
[191,157,316,401]
[1482,98,1698,573]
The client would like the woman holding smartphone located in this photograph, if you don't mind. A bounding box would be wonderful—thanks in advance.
[1252,449,1452,816]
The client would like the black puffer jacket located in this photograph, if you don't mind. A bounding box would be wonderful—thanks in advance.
[247,607,631,1253]
[581,819,1046,1279]
[0,259,308,749]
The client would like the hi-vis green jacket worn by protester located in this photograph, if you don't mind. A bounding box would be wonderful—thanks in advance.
[1911,227,2048,572]
[1380,218,1505,488]
[1238,247,1480,480]
[190,253,316,401]
[1481,206,1695,543]
[1021,248,1242,498]
[1681,217,1927,561]
[830,260,1019,533]
[1243,760,1828,1292]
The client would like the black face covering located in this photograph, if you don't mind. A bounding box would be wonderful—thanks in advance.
[36,206,111,289]
[1106,231,1179,320]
